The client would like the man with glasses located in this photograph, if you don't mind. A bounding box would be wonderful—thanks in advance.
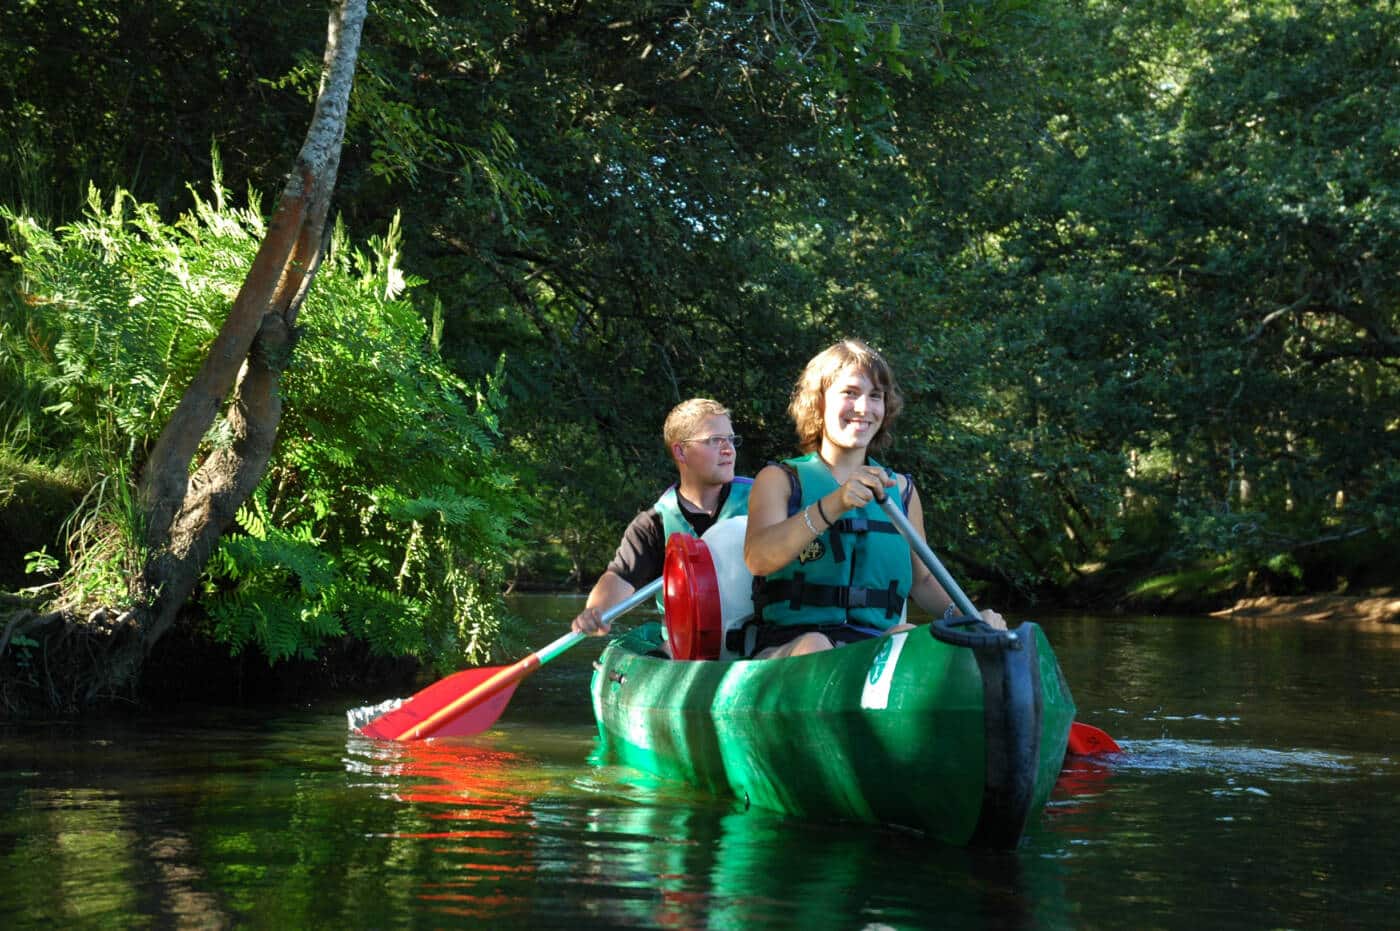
[571,398,751,637]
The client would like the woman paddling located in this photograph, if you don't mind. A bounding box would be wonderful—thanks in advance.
[742,339,1006,658]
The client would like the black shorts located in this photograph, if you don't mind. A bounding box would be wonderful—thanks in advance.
[749,622,885,655]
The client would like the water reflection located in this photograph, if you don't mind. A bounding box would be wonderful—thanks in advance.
[345,732,1082,930]
[4,607,1400,929]
[343,734,545,922]
[3,753,234,927]
[369,738,535,813]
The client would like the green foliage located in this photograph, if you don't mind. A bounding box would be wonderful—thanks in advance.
[897,0,1400,597]
[0,447,83,589]
[3,0,1396,615]
[0,0,330,218]
[1127,561,1244,610]
[203,213,521,667]
[1,0,1053,593]
[2,180,520,667]
[3,183,241,469]
[52,463,147,614]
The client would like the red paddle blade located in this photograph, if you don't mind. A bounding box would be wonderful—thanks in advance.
[357,665,522,741]
[1067,720,1122,756]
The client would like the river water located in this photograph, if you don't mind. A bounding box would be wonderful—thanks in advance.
[2,596,1398,929]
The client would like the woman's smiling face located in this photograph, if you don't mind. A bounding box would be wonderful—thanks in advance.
[822,366,884,451]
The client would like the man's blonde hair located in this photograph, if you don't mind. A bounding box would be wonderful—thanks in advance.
[663,398,731,451]
[788,339,904,453]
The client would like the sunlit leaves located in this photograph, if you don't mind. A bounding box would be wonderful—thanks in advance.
[4,179,522,668]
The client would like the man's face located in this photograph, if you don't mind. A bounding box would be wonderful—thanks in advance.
[675,414,737,485]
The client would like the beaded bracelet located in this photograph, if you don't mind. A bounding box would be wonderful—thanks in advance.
[801,506,820,535]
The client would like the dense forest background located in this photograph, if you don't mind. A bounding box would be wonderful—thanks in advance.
[1,0,1395,706]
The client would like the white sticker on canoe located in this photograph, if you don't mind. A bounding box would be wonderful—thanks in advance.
[861,631,908,710]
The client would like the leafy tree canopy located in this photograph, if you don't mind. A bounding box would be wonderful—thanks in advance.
[3,0,1397,645]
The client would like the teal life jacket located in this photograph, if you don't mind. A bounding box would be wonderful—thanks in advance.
[652,477,752,609]
[751,453,912,630]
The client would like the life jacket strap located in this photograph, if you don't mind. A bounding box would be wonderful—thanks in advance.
[830,517,897,535]
[825,517,899,563]
[754,575,905,619]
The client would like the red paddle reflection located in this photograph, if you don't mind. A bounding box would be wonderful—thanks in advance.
[1045,754,1115,832]
[375,738,539,920]
[387,739,535,831]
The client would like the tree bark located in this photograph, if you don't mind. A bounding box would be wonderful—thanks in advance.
[135,0,367,652]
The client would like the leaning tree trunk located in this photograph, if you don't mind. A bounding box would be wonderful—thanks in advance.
[135,0,367,653]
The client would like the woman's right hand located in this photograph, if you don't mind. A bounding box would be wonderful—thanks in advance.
[979,608,1007,631]
[833,466,895,513]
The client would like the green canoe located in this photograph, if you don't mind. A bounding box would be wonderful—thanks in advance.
[590,617,1077,849]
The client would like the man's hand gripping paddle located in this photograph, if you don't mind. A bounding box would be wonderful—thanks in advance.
[357,578,662,741]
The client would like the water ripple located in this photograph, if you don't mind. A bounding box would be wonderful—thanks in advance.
[1113,739,1389,779]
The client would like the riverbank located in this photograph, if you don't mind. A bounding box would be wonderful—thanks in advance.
[1212,593,1400,625]
[6,589,1397,718]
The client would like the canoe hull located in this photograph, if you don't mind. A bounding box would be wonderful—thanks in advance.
[590,621,1076,848]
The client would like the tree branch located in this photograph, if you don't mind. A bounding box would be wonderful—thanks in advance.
[136,0,367,647]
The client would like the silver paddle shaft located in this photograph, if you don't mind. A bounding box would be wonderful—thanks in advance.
[877,494,979,617]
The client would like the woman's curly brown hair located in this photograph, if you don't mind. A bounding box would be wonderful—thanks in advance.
[787,339,904,454]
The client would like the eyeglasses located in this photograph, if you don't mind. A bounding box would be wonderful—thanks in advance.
[684,434,742,449]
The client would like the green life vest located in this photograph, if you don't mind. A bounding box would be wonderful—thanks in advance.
[752,453,912,630]
[652,478,752,609]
